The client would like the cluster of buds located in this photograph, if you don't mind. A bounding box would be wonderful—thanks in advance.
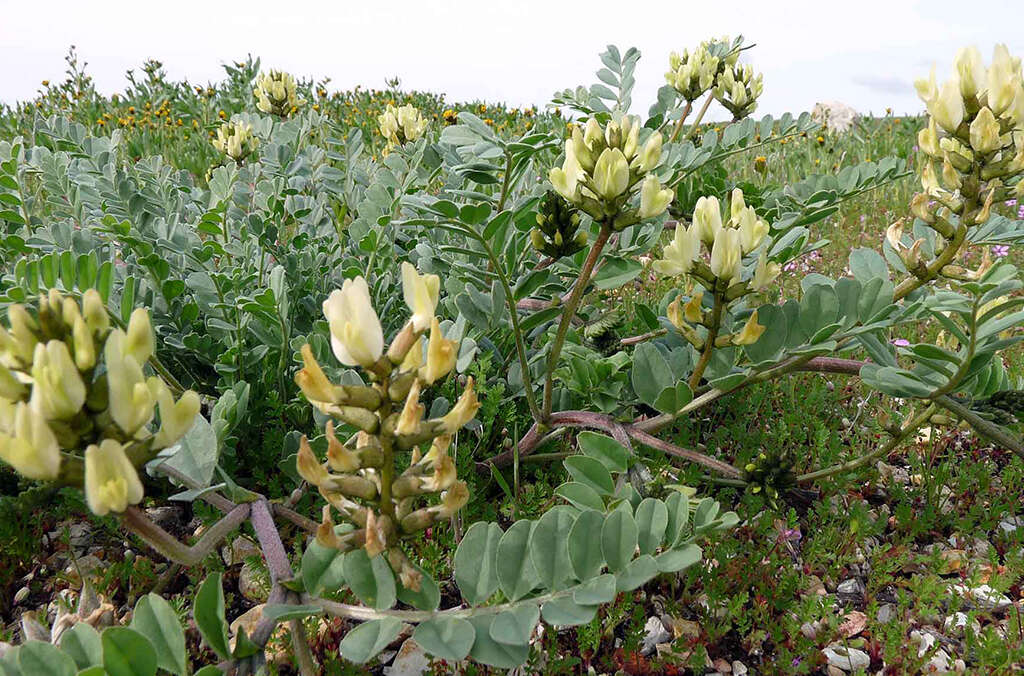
[0,290,200,516]
[549,115,673,230]
[211,120,258,164]
[896,45,1024,276]
[665,37,739,103]
[743,447,796,501]
[714,63,763,120]
[530,191,588,258]
[377,104,428,148]
[655,189,780,347]
[294,263,478,591]
[253,70,305,118]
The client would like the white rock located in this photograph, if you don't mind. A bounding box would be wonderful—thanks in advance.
[998,516,1022,534]
[823,644,870,671]
[732,660,748,675]
[951,583,1013,611]
[943,612,979,637]
[641,616,672,655]
[384,638,431,676]
[811,101,860,133]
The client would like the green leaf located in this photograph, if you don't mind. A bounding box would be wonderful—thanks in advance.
[799,284,839,337]
[664,492,689,547]
[563,455,614,496]
[490,604,539,646]
[301,537,347,597]
[130,594,187,675]
[157,415,219,489]
[344,550,397,610]
[601,507,638,573]
[635,498,668,555]
[17,642,75,676]
[194,667,224,676]
[849,247,889,281]
[743,305,788,364]
[59,623,103,670]
[568,509,606,580]
[338,618,403,664]
[395,562,441,611]
[530,506,576,590]
[858,277,895,324]
[413,617,475,662]
[193,574,230,660]
[615,554,660,592]
[260,604,323,623]
[468,615,529,669]
[593,257,642,290]
[631,343,674,408]
[101,627,157,676]
[455,522,503,605]
[577,431,631,473]
[572,573,618,605]
[655,544,703,573]
[541,597,598,627]
[555,481,605,511]
[496,520,540,602]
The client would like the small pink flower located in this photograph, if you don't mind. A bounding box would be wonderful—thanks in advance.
[892,338,910,347]
[993,245,1010,258]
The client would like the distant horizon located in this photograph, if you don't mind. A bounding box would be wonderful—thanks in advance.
[2,0,1021,121]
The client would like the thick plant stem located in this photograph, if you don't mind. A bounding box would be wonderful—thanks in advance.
[933,394,1024,459]
[288,618,318,676]
[120,504,250,566]
[542,223,613,420]
[251,499,291,583]
[667,99,693,143]
[688,290,724,389]
[797,405,936,483]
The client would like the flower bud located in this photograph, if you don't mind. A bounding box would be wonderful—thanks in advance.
[969,107,1001,154]
[124,309,155,365]
[693,196,723,246]
[732,310,766,345]
[953,46,985,99]
[82,289,109,336]
[0,402,60,480]
[709,228,742,284]
[7,305,38,366]
[323,277,384,369]
[653,222,700,276]
[84,439,144,516]
[30,341,86,421]
[571,127,595,173]
[592,148,630,201]
[0,364,25,400]
[401,262,440,332]
[70,316,95,371]
[635,133,662,173]
[931,78,965,133]
[400,337,424,373]
[638,175,673,219]
[419,318,456,385]
[987,44,1018,116]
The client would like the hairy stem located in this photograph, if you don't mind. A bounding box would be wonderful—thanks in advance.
[933,394,1024,459]
[120,504,250,566]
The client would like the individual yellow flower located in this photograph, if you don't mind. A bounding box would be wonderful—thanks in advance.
[638,175,674,219]
[709,228,742,284]
[104,330,157,437]
[0,402,61,480]
[438,377,480,435]
[653,222,700,276]
[395,379,424,436]
[732,310,766,345]
[323,277,384,369]
[592,148,630,201]
[419,318,456,385]
[84,439,144,516]
[401,262,440,332]
[693,196,723,246]
[29,340,86,421]
[152,387,200,449]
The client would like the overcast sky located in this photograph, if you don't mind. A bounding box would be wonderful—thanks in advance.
[2,0,1022,119]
